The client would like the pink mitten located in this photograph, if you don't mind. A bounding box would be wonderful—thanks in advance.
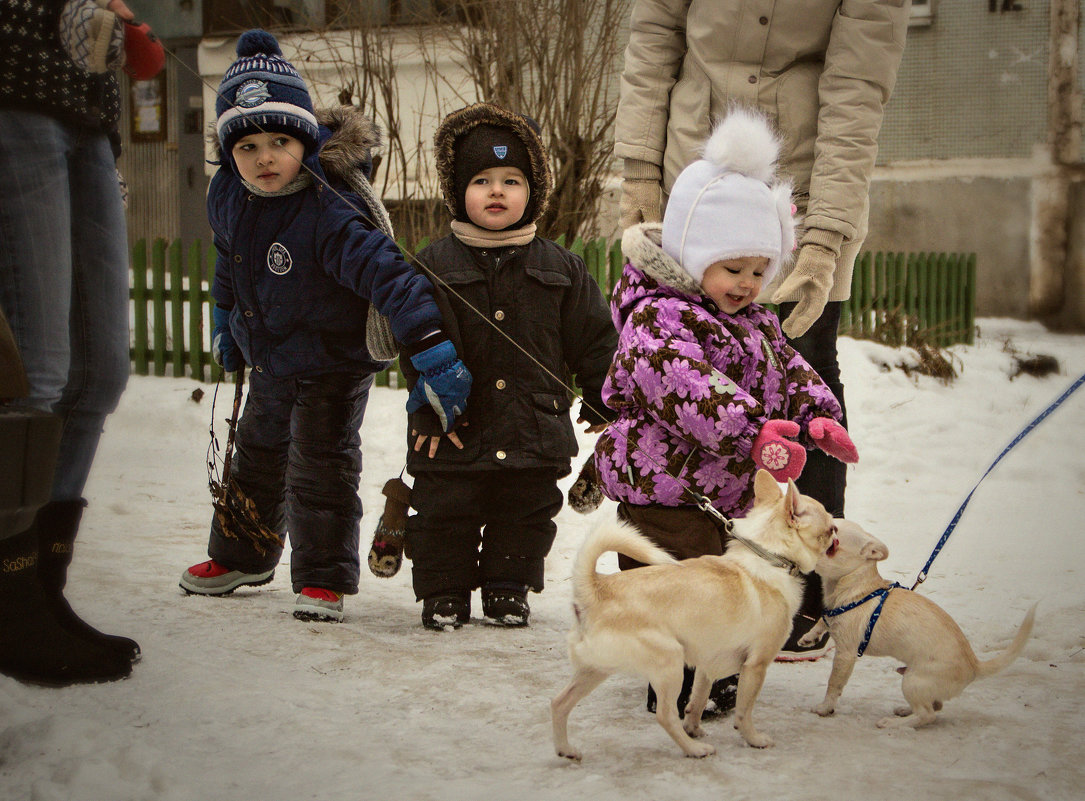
[752,420,807,482]
[808,417,859,464]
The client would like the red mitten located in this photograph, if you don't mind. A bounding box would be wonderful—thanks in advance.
[752,419,806,482]
[123,20,164,80]
[808,417,859,464]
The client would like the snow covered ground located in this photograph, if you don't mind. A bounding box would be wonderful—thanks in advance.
[2,318,1084,801]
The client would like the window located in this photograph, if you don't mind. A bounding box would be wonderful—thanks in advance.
[910,0,933,27]
[204,0,460,35]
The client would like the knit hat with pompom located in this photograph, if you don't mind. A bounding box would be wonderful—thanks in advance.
[661,106,796,287]
[215,29,319,158]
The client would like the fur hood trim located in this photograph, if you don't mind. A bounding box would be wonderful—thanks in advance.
[621,223,703,297]
[207,105,383,185]
[433,103,552,223]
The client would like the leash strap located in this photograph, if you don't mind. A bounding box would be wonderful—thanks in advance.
[692,491,800,575]
[912,370,1085,590]
[823,582,902,657]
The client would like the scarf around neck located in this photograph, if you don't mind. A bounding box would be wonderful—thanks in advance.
[450,220,536,248]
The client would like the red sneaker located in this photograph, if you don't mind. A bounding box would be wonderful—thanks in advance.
[179,559,274,596]
[293,587,344,622]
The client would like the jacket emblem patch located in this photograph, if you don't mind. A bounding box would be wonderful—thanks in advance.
[267,242,292,275]
[235,80,270,108]
[493,145,508,159]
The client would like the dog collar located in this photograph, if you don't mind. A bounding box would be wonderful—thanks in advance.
[693,495,802,576]
[728,528,802,577]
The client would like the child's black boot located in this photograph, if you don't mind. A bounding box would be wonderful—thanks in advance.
[422,591,471,630]
[481,582,529,627]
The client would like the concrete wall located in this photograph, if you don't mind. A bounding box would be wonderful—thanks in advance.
[865,169,1034,319]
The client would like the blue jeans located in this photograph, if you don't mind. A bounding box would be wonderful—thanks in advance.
[0,110,129,501]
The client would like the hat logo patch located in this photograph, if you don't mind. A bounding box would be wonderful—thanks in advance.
[493,145,508,159]
[235,79,271,109]
[267,242,292,275]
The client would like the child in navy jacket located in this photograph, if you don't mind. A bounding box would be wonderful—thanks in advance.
[179,30,471,623]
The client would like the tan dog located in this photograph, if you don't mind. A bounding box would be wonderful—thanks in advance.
[551,470,837,760]
[801,519,1036,728]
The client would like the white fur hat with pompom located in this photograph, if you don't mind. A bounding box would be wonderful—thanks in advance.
[661,106,796,287]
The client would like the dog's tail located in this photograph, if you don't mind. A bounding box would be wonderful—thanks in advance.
[976,603,1037,678]
[572,520,678,612]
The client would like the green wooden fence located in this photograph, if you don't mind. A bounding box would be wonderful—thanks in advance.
[129,237,976,382]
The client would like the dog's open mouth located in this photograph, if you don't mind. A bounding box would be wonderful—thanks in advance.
[825,537,839,557]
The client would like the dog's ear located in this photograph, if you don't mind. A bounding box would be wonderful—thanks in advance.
[860,538,889,562]
[783,477,802,527]
[753,469,782,506]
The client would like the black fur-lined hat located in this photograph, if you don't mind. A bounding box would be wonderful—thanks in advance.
[434,103,552,227]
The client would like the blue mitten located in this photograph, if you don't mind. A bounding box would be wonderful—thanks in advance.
[212,305,241,372]
[405,340,472,433]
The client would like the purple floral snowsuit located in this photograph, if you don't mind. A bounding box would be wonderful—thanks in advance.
[592,224,843,518]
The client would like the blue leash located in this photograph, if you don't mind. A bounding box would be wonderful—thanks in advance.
[911,369,1085,590]
[824,369,1085,657]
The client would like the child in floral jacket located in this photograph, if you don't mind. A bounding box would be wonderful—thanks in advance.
[573,106,858,714]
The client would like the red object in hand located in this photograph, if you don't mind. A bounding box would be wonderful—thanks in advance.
[123,21,164,81]
[808,417,859,464]
[752,419,806,483]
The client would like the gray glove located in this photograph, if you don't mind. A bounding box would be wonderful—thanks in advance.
[772,229,844,338]
[619,159,662,229]
[59,0,125,74]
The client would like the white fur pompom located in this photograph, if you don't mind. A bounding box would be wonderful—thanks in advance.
[701,106,780,183]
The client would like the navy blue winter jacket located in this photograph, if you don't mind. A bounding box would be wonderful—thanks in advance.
[209,108,442,378]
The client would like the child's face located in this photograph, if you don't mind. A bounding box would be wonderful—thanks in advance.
[231,132,305,192]
[701,256,770,314]
[463,166,529,230]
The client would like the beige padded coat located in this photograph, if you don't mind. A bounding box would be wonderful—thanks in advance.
[615,0,910,301]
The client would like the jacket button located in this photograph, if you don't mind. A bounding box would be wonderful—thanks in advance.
[255,365,264,372]
[494,310,505,321]
[244,310,254,318]
[553,399,559,409]
[496,450,506,460]
[748,75,757,84]
[233,255,242,263]
[496,379,506,390]
[759,16,768,24]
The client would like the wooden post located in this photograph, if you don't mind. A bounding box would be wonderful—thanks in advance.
[131,239,148,376]
[169,240,184,377]
[187,242,205,382]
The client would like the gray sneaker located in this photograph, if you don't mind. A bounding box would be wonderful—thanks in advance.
[179,560,274,595]
[293,588,344,622]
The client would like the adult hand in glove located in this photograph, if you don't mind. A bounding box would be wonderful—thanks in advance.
[808,417,859,464]
[772,236,839,338]
[752,419,806,483]
[618,159,662,229]
[211,305,241,373]
[406,340,472,433]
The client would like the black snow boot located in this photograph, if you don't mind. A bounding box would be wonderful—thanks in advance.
[481,583,529,627]
[35,499,141,664]
[0,524,131,686]
[422,591,471,630]
[647,669,737,719]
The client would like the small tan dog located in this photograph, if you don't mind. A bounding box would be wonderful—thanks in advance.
[801,519,1036,728]
[551,470,837,760]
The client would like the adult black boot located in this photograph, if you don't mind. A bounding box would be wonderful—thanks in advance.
[0,525,131,686]
[35,499,141,664]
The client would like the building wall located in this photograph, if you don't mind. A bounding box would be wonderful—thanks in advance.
[867,0,1085,327]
